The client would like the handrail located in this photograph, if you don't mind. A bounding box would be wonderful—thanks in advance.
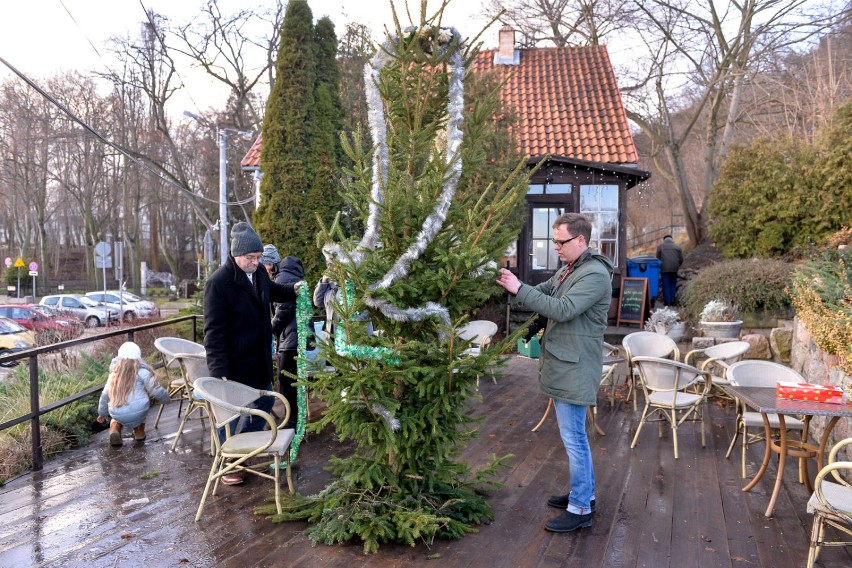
[0,315,202,473]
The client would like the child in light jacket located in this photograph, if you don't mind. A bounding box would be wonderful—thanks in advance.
[97,341,170,446]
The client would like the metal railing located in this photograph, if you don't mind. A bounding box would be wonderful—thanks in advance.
[0,315,202,472]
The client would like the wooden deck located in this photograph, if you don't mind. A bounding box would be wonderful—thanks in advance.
[1,355,850,567]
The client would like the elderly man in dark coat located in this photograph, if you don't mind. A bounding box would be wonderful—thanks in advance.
[203,222,300,484]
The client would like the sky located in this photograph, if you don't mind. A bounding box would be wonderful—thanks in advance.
[0,0,497,117]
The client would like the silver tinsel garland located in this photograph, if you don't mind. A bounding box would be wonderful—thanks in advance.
[322,26,465,337]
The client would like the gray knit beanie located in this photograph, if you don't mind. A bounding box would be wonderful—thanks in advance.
[260,244,281,266]
[230,222,263,257]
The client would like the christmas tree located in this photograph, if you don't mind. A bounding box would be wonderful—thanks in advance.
[257,3,532,553]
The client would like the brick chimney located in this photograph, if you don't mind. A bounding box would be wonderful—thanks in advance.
[495,26,519,65]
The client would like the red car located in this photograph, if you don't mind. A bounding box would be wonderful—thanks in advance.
[0,304,84,343]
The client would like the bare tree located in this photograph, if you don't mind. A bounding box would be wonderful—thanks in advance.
[484,0,638,46]
[171,0,285,129]
[618,0,845,245]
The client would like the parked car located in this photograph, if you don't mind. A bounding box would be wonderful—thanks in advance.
[28,304,86,339]
[40,294,118,327]
[85,291,159,321]
[0,304,84,342]
[0,316,35,367]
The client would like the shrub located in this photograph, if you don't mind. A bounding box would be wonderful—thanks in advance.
[680,258,793,323]
[789,249,852,376]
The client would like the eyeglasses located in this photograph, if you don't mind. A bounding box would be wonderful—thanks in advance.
[241,254,262,262]
[551,235,581,248]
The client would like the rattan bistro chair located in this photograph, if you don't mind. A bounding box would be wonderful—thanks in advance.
[725,360,806,479]
[630,356,711,459]
[153,337,205,428]
[457,320,499,386]
[193,377,295,521]
[684,340,750,399]
[170,352,214,453]
[807,437,852,568]
[622,332,680,411]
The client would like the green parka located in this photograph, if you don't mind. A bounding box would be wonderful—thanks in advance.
[514,249,613,406]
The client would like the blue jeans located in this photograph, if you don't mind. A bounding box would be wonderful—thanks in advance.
[661,272,678,306]
[217,383,275,445]
[553,399,595,515]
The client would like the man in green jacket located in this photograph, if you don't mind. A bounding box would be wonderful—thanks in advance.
[496,212,613,533]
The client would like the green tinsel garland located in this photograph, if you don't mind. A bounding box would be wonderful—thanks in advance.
[334,281,400,364]
[290,284,311,461]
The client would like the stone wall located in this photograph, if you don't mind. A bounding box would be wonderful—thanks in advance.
[790,318,852,454]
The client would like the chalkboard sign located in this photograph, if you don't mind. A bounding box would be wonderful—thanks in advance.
[617,277,651,327]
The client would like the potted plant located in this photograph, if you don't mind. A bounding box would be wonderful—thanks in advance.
[698,300,743,339]
[645,307,686,342]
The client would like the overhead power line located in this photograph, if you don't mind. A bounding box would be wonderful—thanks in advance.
[0,54,253,207]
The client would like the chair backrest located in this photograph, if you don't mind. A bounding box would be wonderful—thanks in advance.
[193,377,264,428]
[632,356,707,393]
[727,360,805,387]
[174,352,210,387]
[622,332,679,364]
[155,337,205,367]
[703,340,750,363]
[457,320,499,347]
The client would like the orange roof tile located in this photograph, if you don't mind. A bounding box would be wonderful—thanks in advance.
[241,45,637,168]
[472,45,637,164]
[240,133,262,170]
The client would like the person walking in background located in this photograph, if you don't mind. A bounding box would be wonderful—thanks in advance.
[272,256,308,428]
[656,235,683,306]
[260,244,281,280]
[496,212,612,533]
[97,341,170,446]
[203,222,301,485]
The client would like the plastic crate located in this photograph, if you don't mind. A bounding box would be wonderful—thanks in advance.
[517,336,541,358]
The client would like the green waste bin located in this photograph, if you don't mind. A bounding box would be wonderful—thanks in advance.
[518,336,541,358]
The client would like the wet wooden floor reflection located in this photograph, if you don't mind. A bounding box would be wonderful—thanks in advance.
[1,355,850,567]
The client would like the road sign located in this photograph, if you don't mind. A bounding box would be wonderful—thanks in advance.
[14,257,24,268]
[29,261,38,271]
[95,242,111,257]
[95,241,112,269]
[29,271,38,276]
[4,257,10,267]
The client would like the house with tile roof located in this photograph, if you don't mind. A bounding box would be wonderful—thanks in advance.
[242,27,648,309]
[472,27,649,298]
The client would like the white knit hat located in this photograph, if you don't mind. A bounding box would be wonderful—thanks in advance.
[117,341,142,361]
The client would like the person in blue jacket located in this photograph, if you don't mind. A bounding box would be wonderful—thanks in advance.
[97,341,170,446]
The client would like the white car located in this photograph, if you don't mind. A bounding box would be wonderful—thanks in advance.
[40,294,119,328]
[86,291,159,320]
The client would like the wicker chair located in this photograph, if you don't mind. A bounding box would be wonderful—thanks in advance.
[724,360,806,478]
[622,332,680,411]
[630,356,711,459]
[193,377,295,521]
[457,320,499,386]
[152,337,205,428]
[807,437,852,568]
[684,340,750,399]
[170,352,213,453]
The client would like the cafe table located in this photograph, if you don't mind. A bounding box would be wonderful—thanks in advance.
[721,384,852,517]
[531,355,625,436]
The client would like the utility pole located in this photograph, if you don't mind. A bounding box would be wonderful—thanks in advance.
[184,111,252,265]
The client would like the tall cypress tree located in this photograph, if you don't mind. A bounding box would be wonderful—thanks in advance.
[257,6,532,553]
[303,16,344,278]
[254,0,316,263]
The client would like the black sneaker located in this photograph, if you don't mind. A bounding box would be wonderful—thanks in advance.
[544,510,593,533]
[546,494,596,513]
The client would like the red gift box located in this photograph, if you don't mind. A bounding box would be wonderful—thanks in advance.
[776,381,845,404]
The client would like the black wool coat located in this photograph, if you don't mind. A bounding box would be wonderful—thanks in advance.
[203,256,297,389]
[271,256,304,350]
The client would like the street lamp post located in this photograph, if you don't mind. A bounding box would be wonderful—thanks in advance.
[184,111,251,265]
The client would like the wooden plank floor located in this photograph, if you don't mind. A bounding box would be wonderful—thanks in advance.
[1,355,850,567]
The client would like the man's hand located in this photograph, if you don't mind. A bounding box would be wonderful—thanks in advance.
[496,268,522,295]
[294,281,302,292]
